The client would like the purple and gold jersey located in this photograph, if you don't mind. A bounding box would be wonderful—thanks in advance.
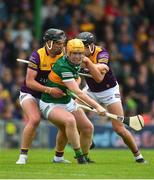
[21,47,63,98]
[85,46,117,92]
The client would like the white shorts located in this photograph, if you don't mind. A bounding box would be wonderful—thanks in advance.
[83,84,121,107]
[19,91,39,107]
[39,99,78,119]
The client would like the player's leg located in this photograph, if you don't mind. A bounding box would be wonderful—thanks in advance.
[91,84,147,163]
[49,108,80,148]
[53,127,71,163]
[73,108,95,163]
[81,87,96,150]
[49,108,87,164]
[16,95,41,164]
[107,101,146,163]
[40,100,87,164]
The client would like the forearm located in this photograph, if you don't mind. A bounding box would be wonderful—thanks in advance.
[26,79,50,94]
[76,77,81,85]
[86,61,102,81]
[84,59,109,82]
[90,63,109,82]
[75,90,100,109]
[65,80,105,114]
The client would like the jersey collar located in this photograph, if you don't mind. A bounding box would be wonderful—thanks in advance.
[45,46,49,56]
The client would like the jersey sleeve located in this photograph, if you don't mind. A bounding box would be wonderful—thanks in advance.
[28,51,40,71]
[96,49,109,64]
[55,66,75,82]
[61,68,75,82]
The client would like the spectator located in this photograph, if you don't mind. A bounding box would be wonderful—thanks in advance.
[118,33,135,62]
[0,0,153,122]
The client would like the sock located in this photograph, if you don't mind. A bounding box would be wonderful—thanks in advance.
[54,156,64,161]
[20,148,28,155]
[54,151,64,161]
[133,150,140,157]
[135,154,143,160]
[74,148,83,158]
[55,151,64,157]
[83,153,89,160]
[19,154,28,159]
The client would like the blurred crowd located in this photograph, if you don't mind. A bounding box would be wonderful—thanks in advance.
[0,0,154,125]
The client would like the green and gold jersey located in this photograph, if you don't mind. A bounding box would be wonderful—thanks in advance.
[41,56,80,104]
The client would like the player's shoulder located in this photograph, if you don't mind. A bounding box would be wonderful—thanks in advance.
[57,56,73,70]
[95,45,107,56]
[37,46,46,54]
[53,56,72,76]
[56,55,65,63]
[94,46,109,64]
[95,45,102,52]
[30,47,45,61]
[95,45,108,53]
[54,56,67,68]
[29,50,40,64]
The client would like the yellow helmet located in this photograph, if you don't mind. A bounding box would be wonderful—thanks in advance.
[67,39,84,53]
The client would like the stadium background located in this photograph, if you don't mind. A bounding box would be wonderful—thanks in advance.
[0,0,154,149]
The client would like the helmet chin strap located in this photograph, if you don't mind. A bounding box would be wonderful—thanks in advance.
[46,41,53,50]
[88,44,94,54]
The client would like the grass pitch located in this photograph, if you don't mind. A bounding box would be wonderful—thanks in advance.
[0,148,153,179]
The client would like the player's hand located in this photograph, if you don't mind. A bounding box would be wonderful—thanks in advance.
[45,87,66,98]
[81,56,91,68]
[83,56,91,64]
[50,87,66,98]
[96,105,106,116]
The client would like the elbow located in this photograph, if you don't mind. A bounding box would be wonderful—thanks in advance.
[26,79,33,88]
[94,76,104,83]
[93,73,106,83]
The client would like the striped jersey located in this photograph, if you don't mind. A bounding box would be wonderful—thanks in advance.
[21,47,63,98]
[41,56,80,104]
[84,46,117,92]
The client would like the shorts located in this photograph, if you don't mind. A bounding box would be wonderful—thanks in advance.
[39,98,78,119]
[83,84,121,107]
[19,91,39,107]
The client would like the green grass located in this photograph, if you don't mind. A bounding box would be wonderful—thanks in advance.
[0,148,153,179]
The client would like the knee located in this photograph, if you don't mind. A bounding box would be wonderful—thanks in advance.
[65,116,76,128]
[29,114,41,128]
[82,123,94,135]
